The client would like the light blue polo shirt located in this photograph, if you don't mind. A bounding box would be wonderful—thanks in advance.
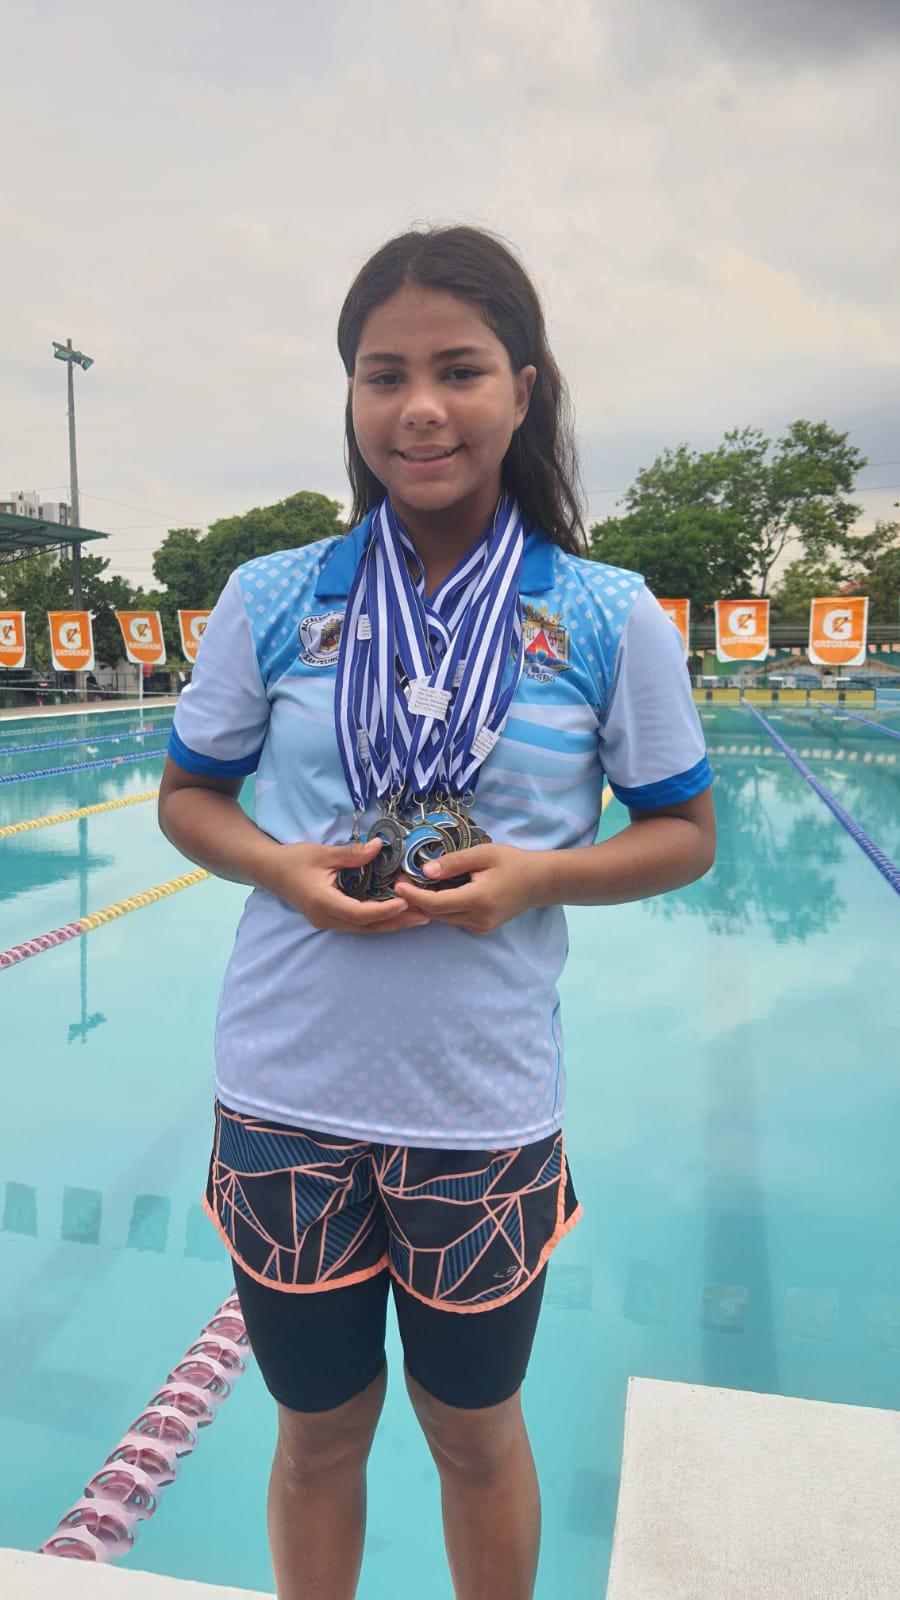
[170,513,711,1149]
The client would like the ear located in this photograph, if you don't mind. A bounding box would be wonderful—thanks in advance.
[514,363,537,427]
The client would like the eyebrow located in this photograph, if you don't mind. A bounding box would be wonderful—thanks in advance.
[357,345,492,366]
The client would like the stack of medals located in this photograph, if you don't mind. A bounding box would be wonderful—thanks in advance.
[333,492,526,905]
[339,792,491,902]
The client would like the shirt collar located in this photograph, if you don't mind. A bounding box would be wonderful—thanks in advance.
[313,509,556,600]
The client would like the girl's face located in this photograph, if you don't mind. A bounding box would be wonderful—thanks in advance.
[349,283,536,534]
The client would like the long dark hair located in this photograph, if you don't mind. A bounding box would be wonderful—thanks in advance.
[337,224,588,554]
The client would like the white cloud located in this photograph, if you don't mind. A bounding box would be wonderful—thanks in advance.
[1,0,897,586]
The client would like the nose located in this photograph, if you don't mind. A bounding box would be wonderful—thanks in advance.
[398,379,449,430]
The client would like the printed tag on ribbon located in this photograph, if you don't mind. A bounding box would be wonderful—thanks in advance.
[471,725,500,761]
[357,616,372,640]
[406,679,452,720]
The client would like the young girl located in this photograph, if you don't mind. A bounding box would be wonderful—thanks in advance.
[159,224,715,1600]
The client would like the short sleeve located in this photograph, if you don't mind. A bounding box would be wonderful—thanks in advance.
[169,572,269,777]
[598,586,711,810]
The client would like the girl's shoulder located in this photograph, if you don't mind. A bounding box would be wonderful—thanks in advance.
[231,535,344,603]
[544,543,646,641]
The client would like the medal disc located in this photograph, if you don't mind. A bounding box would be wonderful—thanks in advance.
[367,816,406,880]
[401,823,446,884]
[337,856,372,899]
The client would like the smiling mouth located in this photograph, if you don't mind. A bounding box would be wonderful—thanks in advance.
[394,446,463,462]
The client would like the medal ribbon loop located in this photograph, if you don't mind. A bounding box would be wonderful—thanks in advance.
[334,492,525,813]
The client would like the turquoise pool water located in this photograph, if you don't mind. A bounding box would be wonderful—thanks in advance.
[1,703,898,1595]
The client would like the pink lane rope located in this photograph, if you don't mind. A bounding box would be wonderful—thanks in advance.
[0,922,84,968]
[39,1291,250,1563]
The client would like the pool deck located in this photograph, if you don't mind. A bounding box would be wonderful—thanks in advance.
[606,1377,900,1598]
[0,1550,271,1598]
[0,699,178,720]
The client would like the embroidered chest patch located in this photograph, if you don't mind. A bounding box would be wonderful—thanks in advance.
[298,610,345,666]
[521,603,571,682]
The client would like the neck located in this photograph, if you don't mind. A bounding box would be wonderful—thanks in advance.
[391,482,503,595]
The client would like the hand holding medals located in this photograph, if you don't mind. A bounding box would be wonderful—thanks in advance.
[333,492,525,909]
[338,791,492,902]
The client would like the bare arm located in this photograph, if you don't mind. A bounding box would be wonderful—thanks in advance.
[157,758,429,933]
[530,784,716,907]
[393,786,716,932]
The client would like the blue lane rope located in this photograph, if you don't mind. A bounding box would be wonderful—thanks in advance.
[0,747,168,785]
[817,706,900,742]
[744,703,900,897]
[3,723,172,758]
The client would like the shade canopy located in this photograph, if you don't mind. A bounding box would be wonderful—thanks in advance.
[0,511,108,557]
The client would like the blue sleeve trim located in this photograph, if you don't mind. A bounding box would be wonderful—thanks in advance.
[609,754,713,811]
[167,725,262,778]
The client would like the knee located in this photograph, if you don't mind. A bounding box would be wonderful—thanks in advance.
[275,1368,386,1488]
[406,1367,522,1486]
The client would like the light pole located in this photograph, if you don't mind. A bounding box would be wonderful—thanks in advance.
[53,338,93,700]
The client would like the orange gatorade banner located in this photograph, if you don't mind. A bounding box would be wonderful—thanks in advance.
[48,611,94,673]
[0,611,26,669]
[808,596,868,667]
[658,598,690,658]
[115,610,166,667]
[715,598,769,663]
[178,610,211,664]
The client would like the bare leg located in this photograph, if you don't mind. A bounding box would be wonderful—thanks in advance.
[267,1363,387,1600]
[406,1367,540,1600]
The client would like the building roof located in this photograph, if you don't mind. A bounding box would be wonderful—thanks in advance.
[0,511,108,557]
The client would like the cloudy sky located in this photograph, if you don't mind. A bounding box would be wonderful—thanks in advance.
[3,0,898,587]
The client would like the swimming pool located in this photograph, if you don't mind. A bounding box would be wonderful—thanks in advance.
[1,702,898,1595]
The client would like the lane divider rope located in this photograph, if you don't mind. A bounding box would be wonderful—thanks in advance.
[0,790,159,839]
[0,746,168,785]
[39,1291,250,1564]
[6,723,171,757]
[0,869,210,969]
[817,706,900,741]
[744,703,900,896]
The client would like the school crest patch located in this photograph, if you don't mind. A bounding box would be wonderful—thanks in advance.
[298,610,344,666]
[521,602,570,682]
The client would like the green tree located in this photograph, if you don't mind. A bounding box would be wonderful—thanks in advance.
[151,491,345,612]
[769,557,847,624]
[841,519,900,624]
[590,504,753,606]
[590,421,865,599]
[0,550,152,669]
[771,519,900,625]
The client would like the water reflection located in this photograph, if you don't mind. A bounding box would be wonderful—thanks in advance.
[644,758,846,942]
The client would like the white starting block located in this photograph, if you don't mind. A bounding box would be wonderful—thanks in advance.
[0,1549,271,1600]
[606,1378,900,1599]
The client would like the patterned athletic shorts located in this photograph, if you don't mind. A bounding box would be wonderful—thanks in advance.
[204,1099,582,1313]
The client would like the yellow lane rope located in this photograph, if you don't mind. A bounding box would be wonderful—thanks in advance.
[0,789,159,839]
[77,869,211,932]
[1,868,211,968]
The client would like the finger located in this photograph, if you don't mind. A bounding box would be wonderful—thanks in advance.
[393,880,481,915]
[328,837,383,868]
[357,913,431,934]
[419,845,492,883]
[324,893,409,923]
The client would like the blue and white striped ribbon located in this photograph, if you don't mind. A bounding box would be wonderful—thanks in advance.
[334,493,525,813]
